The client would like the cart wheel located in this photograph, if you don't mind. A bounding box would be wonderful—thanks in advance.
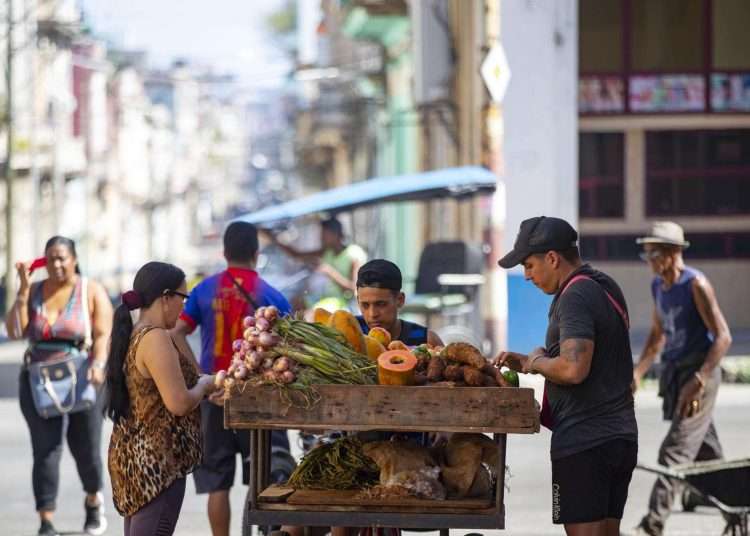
[681,488,697,512]
[464,533,484,536]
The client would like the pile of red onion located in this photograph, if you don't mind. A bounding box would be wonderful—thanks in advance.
[213,305,297,389]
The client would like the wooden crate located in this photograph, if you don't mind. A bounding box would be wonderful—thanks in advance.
[225,385,539,434]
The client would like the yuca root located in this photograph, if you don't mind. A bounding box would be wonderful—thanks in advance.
[442,342,487,369]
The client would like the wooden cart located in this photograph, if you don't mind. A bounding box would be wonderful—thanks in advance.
[225,385,540,536]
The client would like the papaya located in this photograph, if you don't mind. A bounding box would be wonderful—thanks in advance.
[312,307,332,325]
[387,340,409,352]
[368,326,392,347]
[328,310,366,354]
[364,335,386,361]
[377,350,417,385]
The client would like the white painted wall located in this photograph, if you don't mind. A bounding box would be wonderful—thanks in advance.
[501,0,578,248]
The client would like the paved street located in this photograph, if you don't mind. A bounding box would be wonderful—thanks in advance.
[0,349,747,535]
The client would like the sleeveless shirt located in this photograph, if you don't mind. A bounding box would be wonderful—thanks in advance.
[108,327,202,516]
[651,266,713,362]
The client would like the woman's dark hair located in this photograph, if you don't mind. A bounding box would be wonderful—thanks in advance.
[223,221,259,263]
[105,261,186,422]
[45,235,81,274]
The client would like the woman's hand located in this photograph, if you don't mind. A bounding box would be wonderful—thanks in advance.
[198,374,218,396]
[88,363,107,387]
[207,389,225,406]
[15,261,31,294]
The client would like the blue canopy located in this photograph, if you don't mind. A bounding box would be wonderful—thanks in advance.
[235,166,498,225]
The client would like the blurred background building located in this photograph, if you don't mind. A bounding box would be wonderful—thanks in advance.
[1,0,748,350]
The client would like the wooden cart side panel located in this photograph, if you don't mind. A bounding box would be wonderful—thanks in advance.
[225,385,539,433]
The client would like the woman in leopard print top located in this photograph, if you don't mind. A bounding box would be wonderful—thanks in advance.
[105,262,218,535]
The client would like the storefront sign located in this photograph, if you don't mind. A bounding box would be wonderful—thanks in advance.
[579,76,625,113]
[711,73,750,111]
[630,75,705,112]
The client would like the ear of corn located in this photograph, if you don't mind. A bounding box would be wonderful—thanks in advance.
[328,310,366,354]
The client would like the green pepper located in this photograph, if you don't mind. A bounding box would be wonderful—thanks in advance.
[412,344,431,360]
[502,369,520,387]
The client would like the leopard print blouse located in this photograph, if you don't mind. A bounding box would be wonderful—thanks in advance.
[108,326,202,517]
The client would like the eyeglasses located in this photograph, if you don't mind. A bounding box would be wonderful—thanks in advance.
[163,289,189,303]
[639,250,663,261]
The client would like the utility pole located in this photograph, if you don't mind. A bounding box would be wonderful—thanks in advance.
[4,0,14,305]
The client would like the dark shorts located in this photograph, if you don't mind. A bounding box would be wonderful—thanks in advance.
[551,438,637,525]
[193,402,292,494]
[193,401,251,494]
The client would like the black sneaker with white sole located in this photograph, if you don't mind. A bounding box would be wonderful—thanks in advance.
[84,496,108,536]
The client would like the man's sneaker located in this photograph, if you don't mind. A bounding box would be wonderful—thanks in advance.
[37,520,59,536]
[84,493,108,536]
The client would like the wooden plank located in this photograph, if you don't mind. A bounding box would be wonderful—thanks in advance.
[257,502,499,516]
[259,485,295,503]
[225,385,540,434]
[286,489,492,509]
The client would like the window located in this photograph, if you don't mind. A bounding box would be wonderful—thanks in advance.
[579,0,623,73]
[646,130,750,216]
[631,0,704,72]
[579,133,625,218]
[580,232,750,261]
[713,0,750,70]
[578,0,750,115]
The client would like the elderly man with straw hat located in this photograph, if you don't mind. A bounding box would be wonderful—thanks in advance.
[631,222,733,536]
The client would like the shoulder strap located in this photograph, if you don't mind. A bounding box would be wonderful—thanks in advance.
[226,271,260,310]
[561,275,630,329]
[81,277,92,349]
[126,326,161,369]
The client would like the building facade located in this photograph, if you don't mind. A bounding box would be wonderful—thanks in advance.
[578,0,750,332]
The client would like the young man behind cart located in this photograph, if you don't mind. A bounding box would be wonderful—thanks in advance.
[284,260,443,536]
[495,216,638,536]
[355,259,443,347]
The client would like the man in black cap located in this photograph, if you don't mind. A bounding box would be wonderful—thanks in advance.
[355,259,442,347]
[495,216,638,536]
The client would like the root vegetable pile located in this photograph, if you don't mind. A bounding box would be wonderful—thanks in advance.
[394,342,515,388]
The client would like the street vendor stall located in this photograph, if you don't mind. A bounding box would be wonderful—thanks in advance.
[227,385,538,535]
[216,307,539,536]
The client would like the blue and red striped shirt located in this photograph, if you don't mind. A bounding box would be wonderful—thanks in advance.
[180,267,291,373]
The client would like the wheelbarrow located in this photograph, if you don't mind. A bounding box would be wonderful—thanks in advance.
[637,458,750,536]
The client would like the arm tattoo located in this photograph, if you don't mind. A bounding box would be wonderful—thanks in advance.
[561,338,592,363]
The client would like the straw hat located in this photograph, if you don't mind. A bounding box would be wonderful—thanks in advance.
[636,221,690,248]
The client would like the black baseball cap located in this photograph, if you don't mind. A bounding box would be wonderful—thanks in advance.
[498,216,578,268]
[356,259,402,291]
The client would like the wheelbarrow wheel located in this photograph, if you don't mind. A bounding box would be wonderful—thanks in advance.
[681,487,697,512]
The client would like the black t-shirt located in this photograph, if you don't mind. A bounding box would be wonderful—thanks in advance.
[545,264,638,460]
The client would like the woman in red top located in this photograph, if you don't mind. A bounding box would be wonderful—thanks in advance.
[5,236,113,536]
